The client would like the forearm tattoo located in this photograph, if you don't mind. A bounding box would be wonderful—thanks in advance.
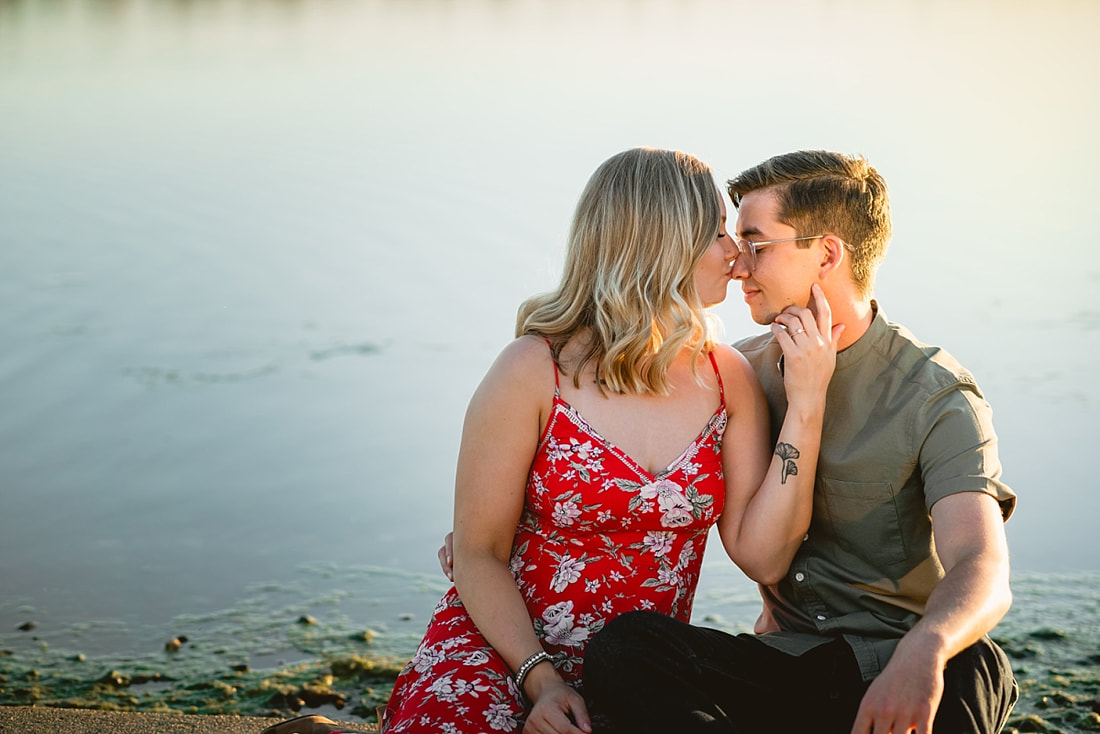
[775,442,800,484]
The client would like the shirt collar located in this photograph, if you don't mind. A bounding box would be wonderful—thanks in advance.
[835,300,887,372]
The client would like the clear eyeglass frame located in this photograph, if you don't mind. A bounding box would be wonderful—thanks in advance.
[731,235,825,271]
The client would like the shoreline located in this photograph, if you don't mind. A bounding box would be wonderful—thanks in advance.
[0,706,379,734]
[4,570,1100,733]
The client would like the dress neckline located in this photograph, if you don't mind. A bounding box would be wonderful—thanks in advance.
[551,395,726,480]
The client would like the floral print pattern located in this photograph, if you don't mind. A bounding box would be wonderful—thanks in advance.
[383,372,727,733]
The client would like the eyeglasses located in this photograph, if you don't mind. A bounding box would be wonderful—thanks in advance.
[730,235,825,271]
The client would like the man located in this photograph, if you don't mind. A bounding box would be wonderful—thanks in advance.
[582,150,1018,734]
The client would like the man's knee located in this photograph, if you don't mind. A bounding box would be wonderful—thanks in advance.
[935,638,1018,733]
[603,609,670,638]
[587,610,666,671]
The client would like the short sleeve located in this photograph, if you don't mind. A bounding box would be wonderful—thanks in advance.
[915,381,1016,520]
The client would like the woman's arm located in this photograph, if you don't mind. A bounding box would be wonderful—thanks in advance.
[451,336,591,734]
[717,284,841,584]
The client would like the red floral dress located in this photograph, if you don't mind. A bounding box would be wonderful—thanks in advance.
[382,351,727,733]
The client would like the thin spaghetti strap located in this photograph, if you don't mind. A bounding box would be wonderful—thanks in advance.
[707,351,725,408]
[543,337,560,394]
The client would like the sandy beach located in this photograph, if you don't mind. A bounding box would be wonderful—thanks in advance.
[0,706,379,734]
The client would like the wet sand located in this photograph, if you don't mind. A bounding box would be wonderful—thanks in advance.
[0,706,379,734]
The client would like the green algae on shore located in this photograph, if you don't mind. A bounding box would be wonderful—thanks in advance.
[998,631,1100,733]
[2,568,1098,731]
[0,598,408,723]
[992,573,1100,733]
[0,650,402,723]
[0,565,440,724]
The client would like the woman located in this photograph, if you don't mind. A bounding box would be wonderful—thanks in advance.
[265,148,838,734]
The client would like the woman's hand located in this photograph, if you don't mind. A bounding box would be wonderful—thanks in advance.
[525,675,592,734]
[770,283,843,409]
[718,283,842,582]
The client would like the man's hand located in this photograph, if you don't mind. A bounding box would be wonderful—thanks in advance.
[850,631,945,734]
[850,492,1012,734]
[438,531,454,581]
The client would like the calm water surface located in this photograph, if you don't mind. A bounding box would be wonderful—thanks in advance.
[2,0,1099,668]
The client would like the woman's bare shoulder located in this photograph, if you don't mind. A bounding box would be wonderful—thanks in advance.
[710,342,758,385]
[493,334,553,369]
[710,342,767,416]
[479,335,556,392]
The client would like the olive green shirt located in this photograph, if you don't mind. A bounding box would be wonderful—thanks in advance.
[733,302,1016,681]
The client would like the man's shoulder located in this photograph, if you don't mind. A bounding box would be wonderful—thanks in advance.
[732,331,775,356]
[879,318,980,396]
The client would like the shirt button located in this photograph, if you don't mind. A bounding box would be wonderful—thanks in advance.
[794,573,805,582]
[816,615,826,621]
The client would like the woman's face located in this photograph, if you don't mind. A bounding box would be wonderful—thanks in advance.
[693,195,737,307]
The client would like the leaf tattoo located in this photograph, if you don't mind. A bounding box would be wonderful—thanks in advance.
[775,442,800,485]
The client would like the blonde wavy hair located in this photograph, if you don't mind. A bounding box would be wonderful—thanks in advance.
[517,147,722,395]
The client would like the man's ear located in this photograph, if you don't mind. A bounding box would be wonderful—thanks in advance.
[819,235,845,275]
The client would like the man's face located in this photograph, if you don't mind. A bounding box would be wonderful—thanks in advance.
[732,189,822,325]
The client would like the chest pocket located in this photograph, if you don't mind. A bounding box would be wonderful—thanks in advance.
[815,478,908,567]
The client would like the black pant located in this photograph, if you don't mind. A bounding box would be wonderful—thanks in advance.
[582,611,1018,734]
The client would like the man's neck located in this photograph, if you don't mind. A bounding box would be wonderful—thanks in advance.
[831,295,875,352]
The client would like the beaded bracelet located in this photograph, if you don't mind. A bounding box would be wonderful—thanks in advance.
[513,650,552,700]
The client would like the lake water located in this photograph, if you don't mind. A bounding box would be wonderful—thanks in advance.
[2,0,1100,726]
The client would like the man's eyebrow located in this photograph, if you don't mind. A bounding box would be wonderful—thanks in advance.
[737,225,765,237]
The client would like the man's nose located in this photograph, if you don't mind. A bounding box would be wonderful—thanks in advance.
[730,254,752,280]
